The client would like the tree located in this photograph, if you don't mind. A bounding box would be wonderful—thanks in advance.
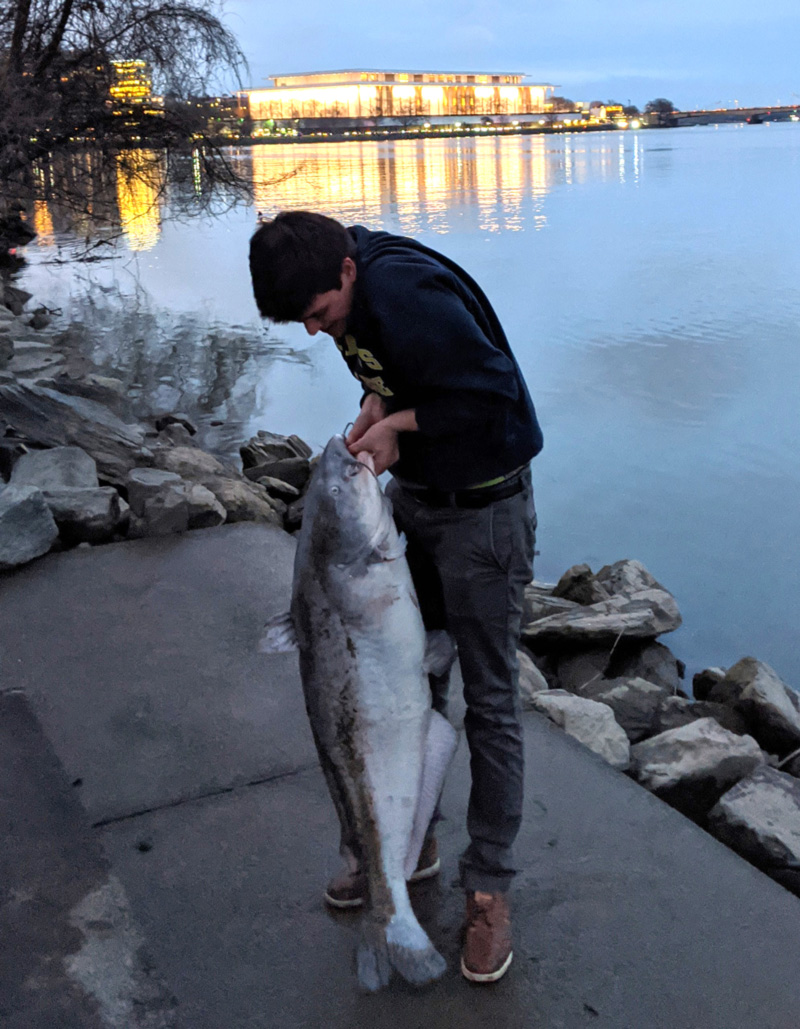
[0,1,247,248]
[645,98,676,114]
[549,96,577,113]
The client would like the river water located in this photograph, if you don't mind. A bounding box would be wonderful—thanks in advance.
[19,125,800,687]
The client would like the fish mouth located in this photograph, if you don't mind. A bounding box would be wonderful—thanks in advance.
[355,451,376,474]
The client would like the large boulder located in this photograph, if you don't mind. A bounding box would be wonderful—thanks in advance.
[692,667,726,701]
[126,468,183,518]
[630,718,763,819]
[707,658,800,756]
[551,564,611,606]
[554,647,612,693]
[579,676,671,743]
[0,485,59,570]
[517,649,549,706]
[521,559,681,647]
[654,696,751,737]
[607,640,684,693]
[523,581,579,623]
[528,690,630,770]
[201,476,284,527]
[42,486,127,543]
[152,446,229,481]
[184,483,226,529]
[244,456,310,491]
[240,430,312,469]
[129,484,189,538]
[709,766,800,896]
[10,445,98,489]
[0,382,149,485]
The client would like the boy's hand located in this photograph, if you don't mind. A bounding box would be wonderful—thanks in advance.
[348,421,399,475]
[347,408,418,475]
[346,394,387,447]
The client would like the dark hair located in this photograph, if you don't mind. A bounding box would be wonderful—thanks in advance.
[248,211,356,322]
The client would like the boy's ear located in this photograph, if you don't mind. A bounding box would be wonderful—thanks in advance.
[341,256,357,286]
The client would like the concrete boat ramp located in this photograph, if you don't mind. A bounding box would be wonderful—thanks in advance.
[2,523,800,1028]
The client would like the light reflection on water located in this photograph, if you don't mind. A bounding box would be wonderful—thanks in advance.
[20,126,800,686]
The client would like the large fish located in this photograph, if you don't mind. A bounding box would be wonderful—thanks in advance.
[261,434,458,991]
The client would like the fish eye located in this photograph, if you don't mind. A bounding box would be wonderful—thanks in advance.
[330,485,340,495]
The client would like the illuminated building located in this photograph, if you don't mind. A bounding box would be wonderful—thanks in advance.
[110,61,153,105]
[240,70,555,129]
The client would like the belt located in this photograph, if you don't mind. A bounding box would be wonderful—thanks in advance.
[403,469,526,509]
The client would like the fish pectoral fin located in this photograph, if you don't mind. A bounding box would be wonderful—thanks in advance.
[404,710,459,880]
[257,611,298,654]
[372,530,407,563]
[422,629,456,677]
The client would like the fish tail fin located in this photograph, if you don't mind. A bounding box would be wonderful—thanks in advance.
[357,913,446,991]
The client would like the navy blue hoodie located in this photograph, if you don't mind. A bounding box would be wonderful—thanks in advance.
[338,226,543,490]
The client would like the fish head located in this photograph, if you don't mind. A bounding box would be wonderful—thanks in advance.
[306,434,397,567]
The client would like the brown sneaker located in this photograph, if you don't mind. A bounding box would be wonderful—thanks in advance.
[460,891,513,983]
[324,836,440,909]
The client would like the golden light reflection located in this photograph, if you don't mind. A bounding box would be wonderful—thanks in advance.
[247,136,562,236]
[32,200,54,244]
[115,150,162,251]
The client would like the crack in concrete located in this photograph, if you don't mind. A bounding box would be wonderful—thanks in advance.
[92,761,320,828]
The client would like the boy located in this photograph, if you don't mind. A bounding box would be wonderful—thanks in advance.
[249,211,542,983]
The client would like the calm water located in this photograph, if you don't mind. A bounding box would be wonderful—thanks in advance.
[20,125,800,687]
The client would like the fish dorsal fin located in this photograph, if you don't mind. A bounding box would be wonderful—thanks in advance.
[258,611,298,653]
[422,629,456,677]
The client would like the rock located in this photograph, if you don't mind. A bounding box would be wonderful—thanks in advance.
[693,667,726,701]
[0,331,12,369]
[554,647,613,692]
[152,446,228,481]
[156,423,197,447]
[528,690,630,770]
[0,382,148,486]
[201,476,284,527]
[518,649,549,706]
[126,467,183,517]
[244,456,310,491]
[0,484,59,569]
[240,430,312,469]
[154,413,197,435]
[630,718,763,819]
[579,676,672,743]
[521,559,681,647]
[3,284,32,316]
[42,486,126,544]
[552,564,611,606]
[284,494,305,532]
[708,658,800,756]
[10,445,99,489]
[42,374,135,421]
[255,475,301,504]
[522,581,580,623]
[6,349,66,377]
[185,483,226,529]
[28,307,51,330]
[653,696,752,737]
[607,640,684,693]
[139,485,189,536]
[653,696,698,734]
[709,766,800,894]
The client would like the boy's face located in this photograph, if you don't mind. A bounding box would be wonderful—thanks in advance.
[300,257,357,339]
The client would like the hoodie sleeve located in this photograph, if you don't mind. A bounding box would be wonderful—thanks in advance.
[363,259,519,438]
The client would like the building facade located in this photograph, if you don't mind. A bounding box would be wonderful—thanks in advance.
[239,69,555,126]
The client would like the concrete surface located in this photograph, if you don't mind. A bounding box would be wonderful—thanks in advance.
[3,524,800,1028]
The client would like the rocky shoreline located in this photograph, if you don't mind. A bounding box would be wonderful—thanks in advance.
[3,284,800,902]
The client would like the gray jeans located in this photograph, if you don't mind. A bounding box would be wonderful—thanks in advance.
[386,469,536,894]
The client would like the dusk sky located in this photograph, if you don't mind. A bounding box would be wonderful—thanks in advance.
[225,0,800,111]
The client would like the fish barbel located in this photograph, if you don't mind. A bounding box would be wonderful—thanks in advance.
[261,435,457,990]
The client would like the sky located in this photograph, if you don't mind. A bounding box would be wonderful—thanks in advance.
[224,0,800,111]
